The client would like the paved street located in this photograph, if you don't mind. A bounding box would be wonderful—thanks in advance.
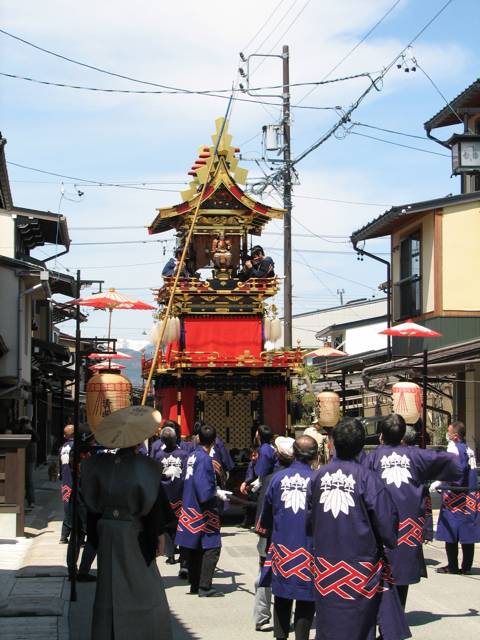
[1,462,479,639]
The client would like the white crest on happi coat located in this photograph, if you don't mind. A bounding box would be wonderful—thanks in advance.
[319,469,356,518]
[280,473,310,514]
[162,455,183,480]
[185,454,196,479]
[380,452,412,488]
[60,443,72,466]
[466,447,477,470]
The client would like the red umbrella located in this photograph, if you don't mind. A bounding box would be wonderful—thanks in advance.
[379,319,441,360]
[303,346,348,375]
[70,287,156,340]
[89,361,126,370]
[88,350,135,360]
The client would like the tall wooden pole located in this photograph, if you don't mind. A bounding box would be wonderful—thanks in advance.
[141,93,234,406]
[283,45,292,349]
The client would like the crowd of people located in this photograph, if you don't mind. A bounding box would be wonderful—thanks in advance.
[56,412,478,640]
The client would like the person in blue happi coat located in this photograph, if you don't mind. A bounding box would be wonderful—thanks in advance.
[435,421,480,574]
[254,437,295,632]
[59,423,74,543]
[306,418,411,640]
[150,425,188,571]
[258,435,318,640]
[365,413,462,609]
[251,425,278,494]
[176,424,231,597]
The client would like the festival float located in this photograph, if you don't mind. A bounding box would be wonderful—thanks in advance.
[142,117,303,452]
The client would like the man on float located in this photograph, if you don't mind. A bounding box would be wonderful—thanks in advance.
[242,246,275,280]
[435,421,480,575]
[162,248,190,278]
[364,413,462,609]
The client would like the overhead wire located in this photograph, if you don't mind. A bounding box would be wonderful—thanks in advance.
[6,161,187,191]
[241,0,287,53]
[348,131,450,157]
[355,122,431,140]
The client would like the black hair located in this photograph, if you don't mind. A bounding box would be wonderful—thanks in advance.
[199,424,216,447]
[403,425,417,446]
[333,418,365,459]
[19,417,31,430]
[257,424,274,444]
[451,421,466,440]
[163,420,181,441]
[293,435,318,463]
[247,443,259,455]
[381,414,406,445]
[251,245,264,257]
[79,422,94,442]
[175,248,183,258]
[193,420,205,436]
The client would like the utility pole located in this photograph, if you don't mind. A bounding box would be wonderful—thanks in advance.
[283,44,292,349]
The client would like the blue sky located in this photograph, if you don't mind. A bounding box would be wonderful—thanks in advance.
[1,0,477,344]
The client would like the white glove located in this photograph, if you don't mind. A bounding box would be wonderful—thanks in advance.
[216,488,233,501]
[430,481,442,492]
[250,477,262,493]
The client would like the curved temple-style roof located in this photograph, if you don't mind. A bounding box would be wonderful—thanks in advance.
[147,118,285,236]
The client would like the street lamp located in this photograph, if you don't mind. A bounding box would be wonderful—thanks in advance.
[451,133,480,175]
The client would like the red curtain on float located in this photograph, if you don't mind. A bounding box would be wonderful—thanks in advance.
[157,386,195,436]
[262,386,286,435]
[183,316,262,357]
[165,339,181,365]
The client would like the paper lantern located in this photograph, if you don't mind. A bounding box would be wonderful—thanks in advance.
[86,373,133,431]
[316,391,340,427]
[392,381,422,424]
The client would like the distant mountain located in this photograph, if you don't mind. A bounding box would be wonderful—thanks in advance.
[115,338,156,386]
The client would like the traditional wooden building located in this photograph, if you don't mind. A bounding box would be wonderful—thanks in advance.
[143,118,302,451]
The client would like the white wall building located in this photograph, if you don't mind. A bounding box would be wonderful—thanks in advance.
[289,298,388,353]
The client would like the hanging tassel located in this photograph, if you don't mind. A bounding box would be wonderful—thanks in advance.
[149,324,160,345]
[162,318,172,345]
[173,317,181,342]
[264,317,271,342]
[270,317,282,344]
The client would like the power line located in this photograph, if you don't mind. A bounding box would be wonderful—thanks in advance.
[241,0,287,53]
[355,122,429,141]
[267,248,378,290]
[295,0,403,107]
[348,131,450,157]
[294,194,390,207]
[71,239,170,246]
[6,161,186,191]
[264,247,389,255]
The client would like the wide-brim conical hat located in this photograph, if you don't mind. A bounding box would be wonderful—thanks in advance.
[94,406,162,448]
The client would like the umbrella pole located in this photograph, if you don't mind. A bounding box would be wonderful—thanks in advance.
[108,308,113,343]
[141,92,234,406]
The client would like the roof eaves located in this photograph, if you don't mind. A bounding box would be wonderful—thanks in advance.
[351,192,480,244]
[424,78,480,132]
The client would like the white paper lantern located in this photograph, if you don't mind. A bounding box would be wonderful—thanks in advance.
[392,381,422,424]
[316,391,340,427]
[86,373,132,431]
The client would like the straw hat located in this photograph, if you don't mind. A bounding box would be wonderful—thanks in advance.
[94,406,162,448]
